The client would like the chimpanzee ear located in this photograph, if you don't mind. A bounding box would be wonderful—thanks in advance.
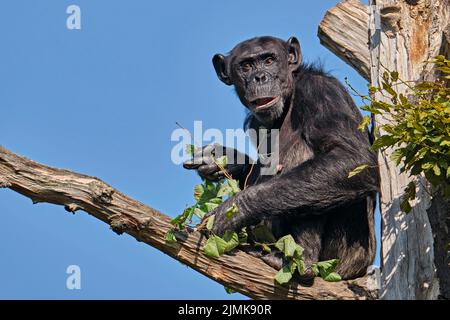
[287,37,302,71]
[212,54,232,86]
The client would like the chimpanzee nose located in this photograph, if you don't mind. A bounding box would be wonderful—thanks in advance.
[254,72,269,84]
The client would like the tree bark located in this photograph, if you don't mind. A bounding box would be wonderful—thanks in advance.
[0,146,379,300]
[319,0,450,300]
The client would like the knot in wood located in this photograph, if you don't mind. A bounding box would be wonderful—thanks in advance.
[108,214,131,235]
[138,218,152,231]
[89,180,114,204]
[380,5,402,36]
[64,203,81,213]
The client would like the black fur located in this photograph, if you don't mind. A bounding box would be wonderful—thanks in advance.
[185,36,379,279]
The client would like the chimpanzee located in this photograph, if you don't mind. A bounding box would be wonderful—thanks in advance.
[184,36,379,279]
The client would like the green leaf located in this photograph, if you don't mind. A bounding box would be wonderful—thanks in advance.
[227,179,241,194]
[415,81,434,91]
[222,231,239,252]
[292,245,305,276]
[255,241,273,253]
[360,104,382,115]
[433,164,441,176]
[399,93,408,105]
[405,181,416,200]
[215,155,228,168]
[296,260,306,276]
[447,167,450,179]
[217,183,233,198]
[165,230,177,243]
[238,227,248,244]
[293,245,304,261]
[194,184,204,201]
[410,162,423,176]
[422,162,434,170]
[225,203,239,220]
[361,104,381,114]
[358,116,371,132]
[390,149,404,165]
[400,198,412,213]
[316,259,341,281]
[371,135,396,151]
[186,144,195,156]
[206,215,215,231]
[348,164,369,178]
[323,272,342,282]
[224,287,236,294]
[204,235,228,258]
[372,101,391,112]
[203,237,221,259]
[428,136,443,143]
[214,236,228,255]
[368,86,378,95]
[171,207,193,228]
[434,66,450,73]
[275,235,297,258]
[382,81,397,97]
[193,207,206,219]
[274,263,295,285]
[390,71,399,82]
[252,224,277,243]
[316,259,340,273]
[311,263,319,276]
[203,202,220,212]
[208,197,223,204]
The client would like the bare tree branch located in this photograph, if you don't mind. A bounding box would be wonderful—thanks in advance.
[0,146,378,300]
[318,0,370,81]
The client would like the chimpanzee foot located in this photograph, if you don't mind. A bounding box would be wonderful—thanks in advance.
[261,252,284,270]
[241,246,284,270]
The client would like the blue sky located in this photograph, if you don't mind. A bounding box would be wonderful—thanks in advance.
[0,0,378,299]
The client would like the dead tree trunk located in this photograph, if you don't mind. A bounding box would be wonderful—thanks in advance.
[319,0,450,299]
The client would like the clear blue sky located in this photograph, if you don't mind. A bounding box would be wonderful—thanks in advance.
[0,0,379,299]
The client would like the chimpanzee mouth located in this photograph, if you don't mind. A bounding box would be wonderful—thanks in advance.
[251,96,280,110]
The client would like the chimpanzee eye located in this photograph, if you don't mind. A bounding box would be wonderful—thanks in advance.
[241,63,252,72]
[265,57,275,65]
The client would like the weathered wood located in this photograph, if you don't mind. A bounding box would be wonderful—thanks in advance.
[318,0,371,80]
[368,0,449,300]
[0,146,379,300]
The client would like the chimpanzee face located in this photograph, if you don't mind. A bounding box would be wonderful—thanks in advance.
[213,36,302,126]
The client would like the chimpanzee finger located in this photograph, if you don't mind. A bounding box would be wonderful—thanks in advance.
[203,172,225,182]
[183,160,201,169]
[210,170,225,180]
[191,145,216,165]
[198,163,220,177]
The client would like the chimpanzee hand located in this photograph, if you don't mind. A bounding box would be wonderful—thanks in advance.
[202,195,258,236]
[183,144,249,182]
[203,197,241,236]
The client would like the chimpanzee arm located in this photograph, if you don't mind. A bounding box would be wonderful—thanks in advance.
[211,144,378,234]
[239,143,378,215]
